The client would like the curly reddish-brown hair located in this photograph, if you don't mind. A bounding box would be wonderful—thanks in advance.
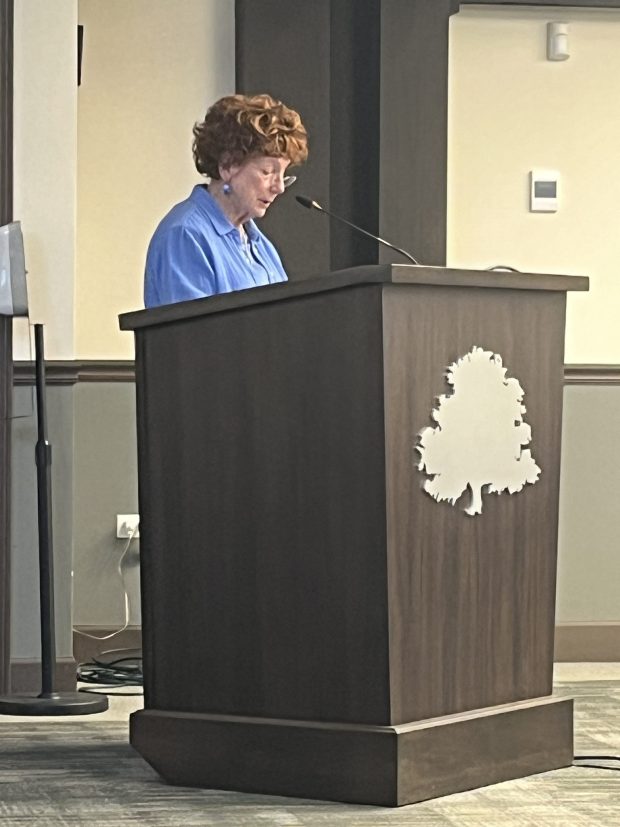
[192,93,308,179]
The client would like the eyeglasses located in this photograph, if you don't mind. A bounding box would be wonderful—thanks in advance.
[249,162,297,189]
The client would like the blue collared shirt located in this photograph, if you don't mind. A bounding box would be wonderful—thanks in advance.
[144,185,288,308]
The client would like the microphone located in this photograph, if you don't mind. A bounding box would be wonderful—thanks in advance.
[295,195,420,266]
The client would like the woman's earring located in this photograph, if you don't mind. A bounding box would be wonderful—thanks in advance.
[223,183,231,195]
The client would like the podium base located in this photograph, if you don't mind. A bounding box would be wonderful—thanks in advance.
[130,695,573,806]
[0,691,109,716]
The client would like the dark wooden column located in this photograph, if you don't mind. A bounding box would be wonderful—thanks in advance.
[376,1,456,269]
[236,0,458,277]
[0,0,14,695]
[235,0,332,278]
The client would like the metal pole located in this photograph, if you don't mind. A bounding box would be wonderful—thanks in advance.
[0,322,107,713]
[34,323,56,697]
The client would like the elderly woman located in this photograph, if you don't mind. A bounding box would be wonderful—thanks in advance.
[144,94,308,308]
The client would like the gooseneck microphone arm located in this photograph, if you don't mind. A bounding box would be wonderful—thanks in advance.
[295,195,420,266]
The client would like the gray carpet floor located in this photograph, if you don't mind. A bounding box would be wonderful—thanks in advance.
[0,681,618,826]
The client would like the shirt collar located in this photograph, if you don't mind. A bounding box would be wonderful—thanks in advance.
[190,185,261,241]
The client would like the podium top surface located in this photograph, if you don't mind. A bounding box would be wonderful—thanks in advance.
[119,264,588,332]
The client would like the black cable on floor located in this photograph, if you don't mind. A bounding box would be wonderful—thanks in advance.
[78,655,143,697]
[573,754,620,772]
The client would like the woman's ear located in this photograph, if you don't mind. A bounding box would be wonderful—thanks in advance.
[218,154,239,182]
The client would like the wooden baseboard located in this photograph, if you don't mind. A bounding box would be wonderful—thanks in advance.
[131,696,573,806]
[554,623,620,662]
[73,626,617,668]
[10,657,77,694]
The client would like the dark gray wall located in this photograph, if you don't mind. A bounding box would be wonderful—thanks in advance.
[11,385,74,658]
[72,382,140,628]
[11,380,140,665]
[556,385,620,622]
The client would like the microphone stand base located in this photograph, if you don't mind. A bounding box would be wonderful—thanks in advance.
[0,690,109,715]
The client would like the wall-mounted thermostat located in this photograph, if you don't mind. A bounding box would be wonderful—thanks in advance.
[530,170,559,212]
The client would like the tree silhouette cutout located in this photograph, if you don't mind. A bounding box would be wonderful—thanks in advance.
[416,346,541,516]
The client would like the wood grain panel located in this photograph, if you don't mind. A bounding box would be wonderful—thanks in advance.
[135,286,391,724]
[383,284,567,723]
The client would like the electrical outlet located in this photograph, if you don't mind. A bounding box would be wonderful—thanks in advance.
[116,514,140,539]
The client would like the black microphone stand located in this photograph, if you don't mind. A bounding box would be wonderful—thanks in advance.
[295,195,420,265]
[0,324,108,714]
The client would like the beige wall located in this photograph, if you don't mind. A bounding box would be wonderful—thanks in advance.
[13,0,235,361]
[76,0,235,359]
[13,0,78,360]
[448,6,620,365]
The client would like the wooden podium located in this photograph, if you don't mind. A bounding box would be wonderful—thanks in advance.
[119,265,587,806]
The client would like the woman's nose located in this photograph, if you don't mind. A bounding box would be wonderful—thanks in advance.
[271,175,286,194]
